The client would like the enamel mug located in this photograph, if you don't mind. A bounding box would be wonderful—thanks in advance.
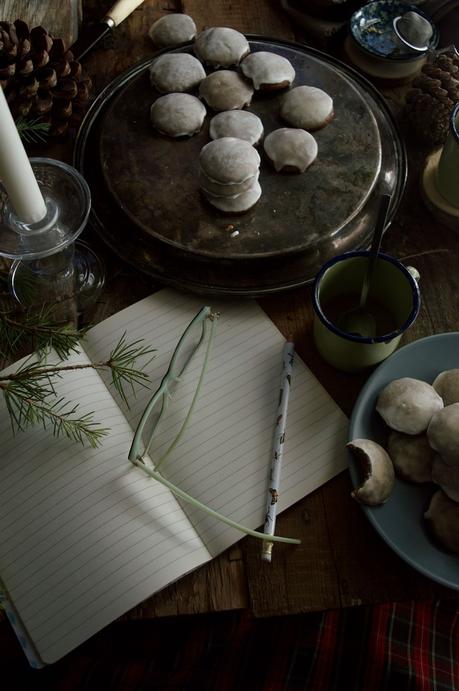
[312,251,421,373]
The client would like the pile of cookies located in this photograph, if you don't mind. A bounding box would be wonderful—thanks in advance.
[148,14,335,215]
[199,137,261,213]
[348,371,459,554]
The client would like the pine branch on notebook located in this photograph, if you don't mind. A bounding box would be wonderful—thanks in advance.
[0,289,349,668]
[0,334,155,447]
[0,292,88,361]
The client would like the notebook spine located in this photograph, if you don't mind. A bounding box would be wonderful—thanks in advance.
[0,578,44,668]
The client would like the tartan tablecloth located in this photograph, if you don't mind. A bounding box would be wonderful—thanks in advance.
[1,599,458,690]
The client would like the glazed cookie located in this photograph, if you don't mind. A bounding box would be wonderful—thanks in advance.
[149,54,206,93]
[194,27,250,68]
[347,439,395,506]
[209,110,264,146]
[148,14,197,48]
[240,51,295,91]
[204,180,262,214]
[376,377,444,435]
[280,85,334,131]
[199,71,254,111]
[263,128,318,173]
[150,93,206,137]
[199,137,260,186]
[432,455,459,502]
[425,490,459,554]
[433,369,459,406]
[387,430,435,483]
[427,403,459,466]
[199,169,259,197]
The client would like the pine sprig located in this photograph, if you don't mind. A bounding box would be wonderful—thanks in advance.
[107,334,156,407]
[15,116,50,144]
[0,305,88,361]
[0,335,156,446]
[4,388,108,448]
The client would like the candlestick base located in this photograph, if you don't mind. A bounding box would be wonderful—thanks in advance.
[9,240,105,315]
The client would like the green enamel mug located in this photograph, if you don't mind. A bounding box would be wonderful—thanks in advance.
[312,251,421,373]
[436,102,459,208]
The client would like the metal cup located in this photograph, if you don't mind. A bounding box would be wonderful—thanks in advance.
[312,251,421,372]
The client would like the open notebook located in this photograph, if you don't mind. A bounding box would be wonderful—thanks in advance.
[0,289,348,666]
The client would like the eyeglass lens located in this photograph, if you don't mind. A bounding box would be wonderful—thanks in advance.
[140,314,209,463]
[170,315,207,379]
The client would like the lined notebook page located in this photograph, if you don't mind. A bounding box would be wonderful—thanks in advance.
[0,353,210,665]
[84,289,349,556]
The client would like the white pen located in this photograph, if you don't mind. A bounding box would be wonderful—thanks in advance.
[261,337,295,562]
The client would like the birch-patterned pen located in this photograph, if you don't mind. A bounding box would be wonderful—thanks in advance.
[261,337,295,562]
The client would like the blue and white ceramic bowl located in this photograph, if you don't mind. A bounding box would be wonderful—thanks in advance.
[350,1,439,60]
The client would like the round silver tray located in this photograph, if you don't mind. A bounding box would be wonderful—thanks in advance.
[74,37,407,297]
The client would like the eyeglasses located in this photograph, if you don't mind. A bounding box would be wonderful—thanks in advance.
[129,306,217,470]
[129,306,300,547]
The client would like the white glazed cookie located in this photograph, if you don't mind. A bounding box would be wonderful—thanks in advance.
[199,71,254,111]
[204,180,262,213]
[263,128,318,173]
[433,369,459,406]
[148,14,197,48]
[432,455,459,502]
[209,110,264,145]
[199,137,260,185]
[150,93,206,137]
[149,54,206,93]
[280,85,334,131]
[376,377,444,435]
[424,490,459,554]
[347,439,395,506]
[387,430,435,483]
[194,27,250,67]
[427,403,459,466]
[240,51,295,91]
[199,169,259,197]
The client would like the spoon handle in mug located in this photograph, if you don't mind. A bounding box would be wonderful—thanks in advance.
[360,194,392,308]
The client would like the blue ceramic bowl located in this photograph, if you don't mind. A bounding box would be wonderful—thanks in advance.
[350,1,439,60]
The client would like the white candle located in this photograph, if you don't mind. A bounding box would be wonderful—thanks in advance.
[0,87,47,224]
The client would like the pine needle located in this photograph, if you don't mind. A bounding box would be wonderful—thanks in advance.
[0,335,156,446]
[3,387,108,448]
[108,334,156,408]
[0,304,89,361]
[15,116,50,144]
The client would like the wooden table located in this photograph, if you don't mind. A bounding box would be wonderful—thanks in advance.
[16,0,459,617]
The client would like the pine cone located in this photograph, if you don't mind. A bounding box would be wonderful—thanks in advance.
[405,49,459,145]
[0,19,92,137]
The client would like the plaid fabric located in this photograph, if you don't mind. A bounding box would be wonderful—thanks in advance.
[1,599,458,690]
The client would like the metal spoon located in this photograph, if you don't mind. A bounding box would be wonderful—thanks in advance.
[338,194,391,338]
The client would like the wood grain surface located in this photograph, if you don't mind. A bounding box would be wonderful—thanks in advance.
[1,0,82,46]
[22,0,459,618]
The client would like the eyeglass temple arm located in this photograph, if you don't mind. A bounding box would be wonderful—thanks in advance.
[131,457,301,545]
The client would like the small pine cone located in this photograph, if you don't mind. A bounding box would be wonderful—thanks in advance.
[405,49,459,145]
[0,19,92,138]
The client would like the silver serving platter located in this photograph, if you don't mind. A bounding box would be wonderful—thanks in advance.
[74,37,407,296]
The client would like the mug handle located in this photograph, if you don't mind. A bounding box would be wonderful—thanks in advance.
[406,265,420,282]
